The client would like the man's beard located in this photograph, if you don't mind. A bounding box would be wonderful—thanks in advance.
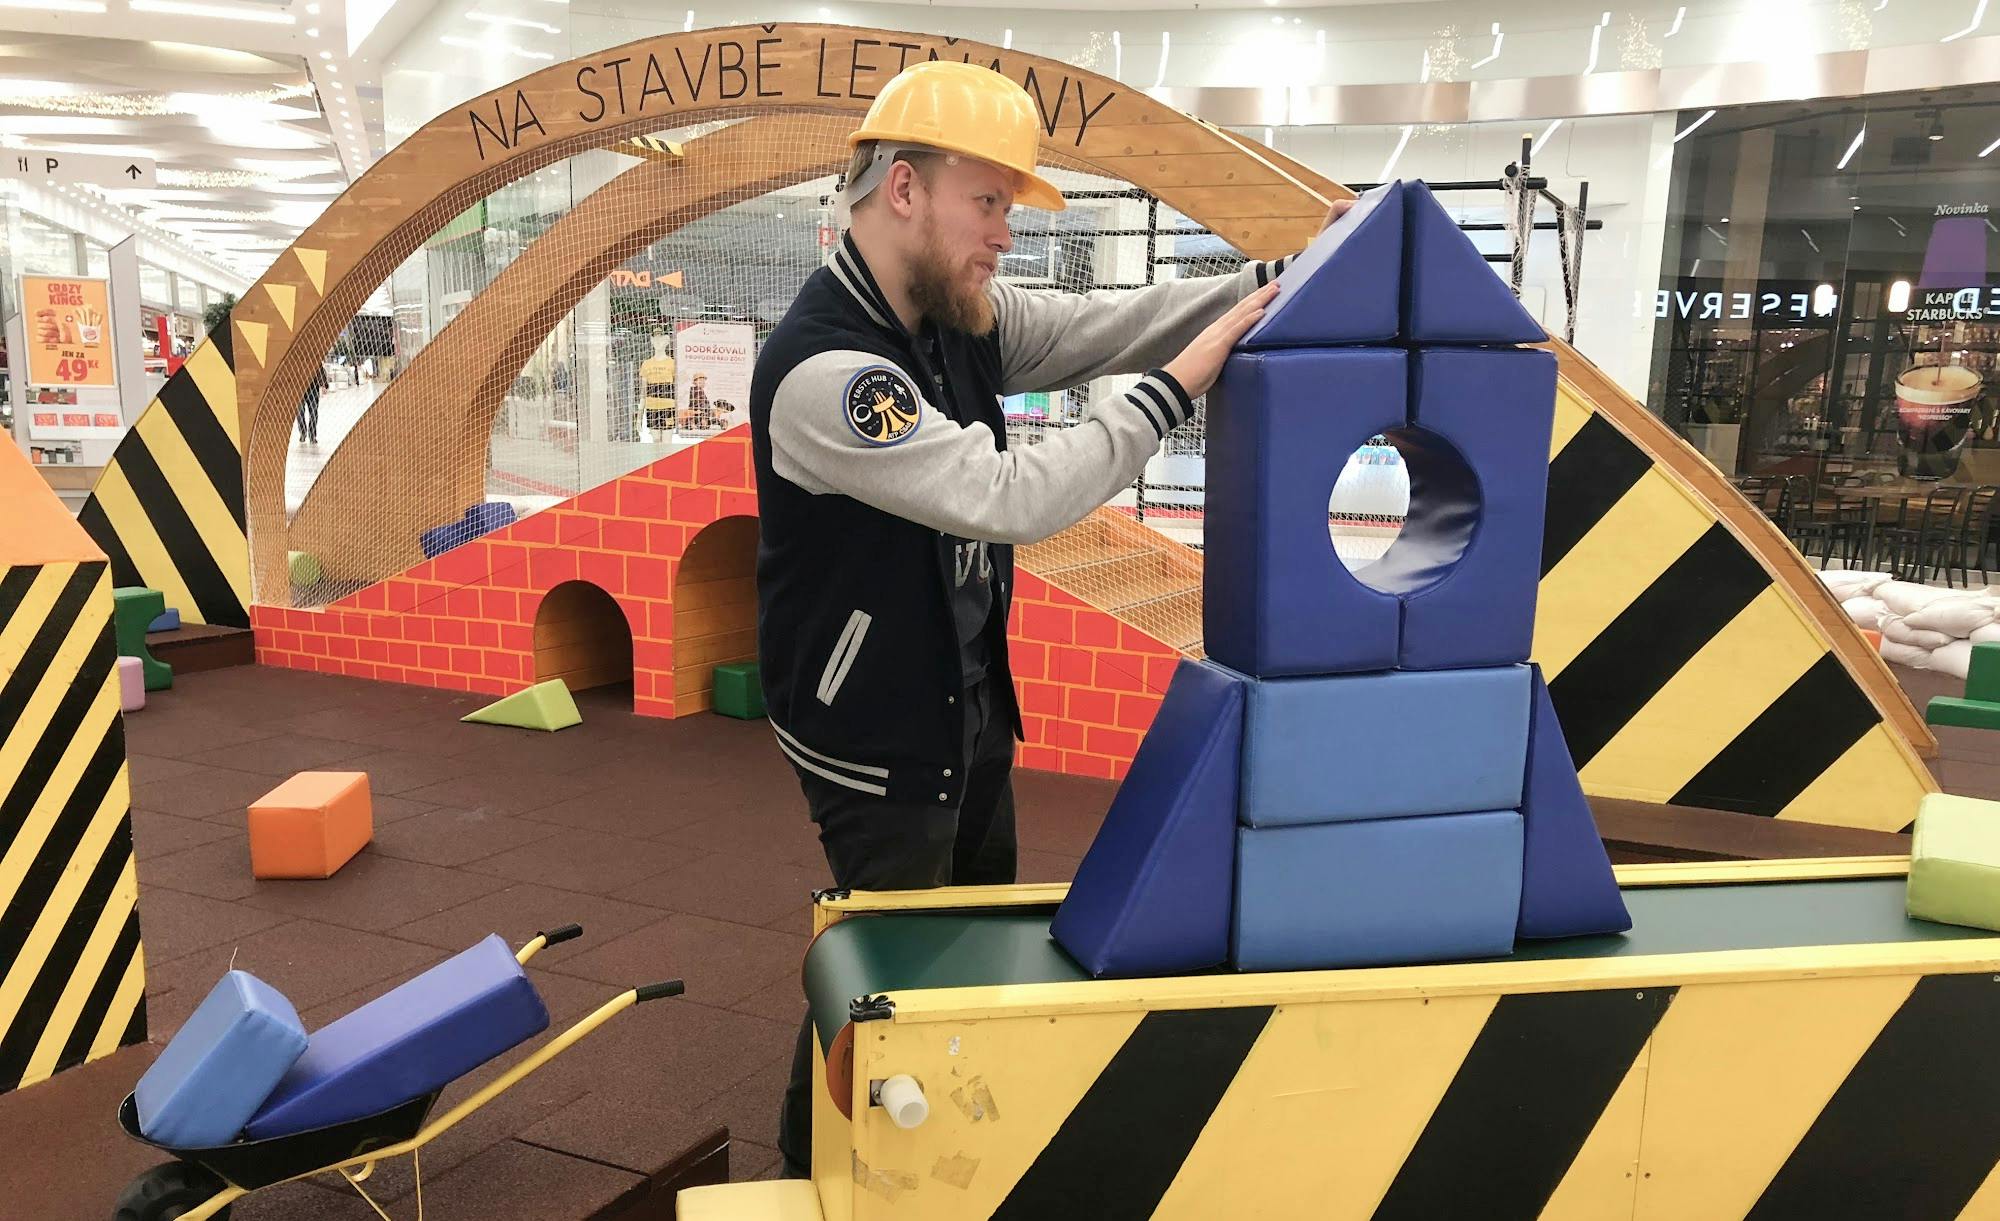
[907,222,996,336]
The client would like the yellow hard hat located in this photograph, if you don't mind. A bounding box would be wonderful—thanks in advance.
[847,61,1067,212]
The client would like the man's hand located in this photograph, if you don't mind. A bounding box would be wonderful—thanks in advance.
[1162,282,1279,399]
[1323,198,1355,231]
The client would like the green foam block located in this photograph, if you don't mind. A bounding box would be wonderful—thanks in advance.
[1926,696,2000,731]
[289,550,323,586]
[462,679,582,731]
[712,661,765,720]
[1968,642,2000,704]
[1908,793,2000,931]
[111,587,172,692]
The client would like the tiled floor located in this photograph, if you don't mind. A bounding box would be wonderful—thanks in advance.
[2,664,1103,1219]
[5,660,1989,1219]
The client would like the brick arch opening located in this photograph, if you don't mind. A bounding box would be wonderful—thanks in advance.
[534,580,632,695]
[673,515,759,714]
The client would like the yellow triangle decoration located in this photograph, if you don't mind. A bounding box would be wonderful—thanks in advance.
[236,319,268,367]
[294,247,327,294]
[265,282,296,330]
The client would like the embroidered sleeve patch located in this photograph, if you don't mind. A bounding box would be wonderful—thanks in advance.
[844,365,922,446]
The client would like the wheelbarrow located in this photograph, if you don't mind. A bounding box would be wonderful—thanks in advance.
[112,924,682,1221]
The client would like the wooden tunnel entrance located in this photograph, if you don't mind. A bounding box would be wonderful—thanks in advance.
[674,515,759,715]
[534,580,632,694]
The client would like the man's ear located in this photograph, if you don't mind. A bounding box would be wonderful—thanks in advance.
[883,159,921,220]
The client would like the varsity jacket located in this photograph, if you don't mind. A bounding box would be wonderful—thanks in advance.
[750,233,1292,807]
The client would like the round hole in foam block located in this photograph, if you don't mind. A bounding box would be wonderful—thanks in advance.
[1332,425,1480,598]
[1397,347,1558,670]
[1204,346,1407,677]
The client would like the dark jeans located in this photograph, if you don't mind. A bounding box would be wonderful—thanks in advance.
[296,388,320,443]
[776,673,1017,1178]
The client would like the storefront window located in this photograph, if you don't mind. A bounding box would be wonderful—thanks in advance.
[1651,84,2000,484]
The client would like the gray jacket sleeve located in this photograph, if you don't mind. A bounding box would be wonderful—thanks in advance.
[990,255,1293,395]
[768,350,1194,545]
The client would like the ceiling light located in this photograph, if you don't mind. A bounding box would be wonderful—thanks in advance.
[1470,22,1504,70]
[1665,5,1687,36]
[130,0,295,23]
[319,50,333,59]
[0,0,105,10]
[1940,0,1988,41]
[306,27,318,36]
[1380,124,1414,181]
[1532,119,1562,155]
[306,1,318,10]
[1928,116,1945,141]
[1837,125,1866,170]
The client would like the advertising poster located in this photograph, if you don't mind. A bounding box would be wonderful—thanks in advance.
[674,320,754,434]
[22,274,124,441]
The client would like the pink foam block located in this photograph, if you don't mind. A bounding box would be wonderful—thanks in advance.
[117,655,145,713]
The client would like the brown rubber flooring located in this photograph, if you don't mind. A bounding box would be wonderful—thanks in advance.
[0,661,1985,1218]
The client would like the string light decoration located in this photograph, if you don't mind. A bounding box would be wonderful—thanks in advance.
[1839,0,1874,49]
[1067,31,1110,72]
[0,83,313,117]
[1421,26,1465,142]
[159,169,283,188]
[1620,13,1664,70]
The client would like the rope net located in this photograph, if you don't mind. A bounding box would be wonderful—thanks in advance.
[258,114,1406,659]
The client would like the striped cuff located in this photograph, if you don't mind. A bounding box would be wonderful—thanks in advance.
[1251,253,1296,287]
[1126,369,1196,440]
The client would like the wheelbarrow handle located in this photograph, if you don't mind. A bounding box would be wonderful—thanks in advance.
[636,979,686,1002]
[539,923,585,946]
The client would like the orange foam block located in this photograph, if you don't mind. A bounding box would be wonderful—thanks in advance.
[249,772,373,879]
[1862,628,1883,649]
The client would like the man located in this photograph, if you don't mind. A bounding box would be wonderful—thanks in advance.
[750,61,1344,1178]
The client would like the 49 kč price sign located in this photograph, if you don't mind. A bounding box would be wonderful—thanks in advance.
[21,274,124,441]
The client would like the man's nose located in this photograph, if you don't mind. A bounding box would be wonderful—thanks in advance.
[993,223,1012,255]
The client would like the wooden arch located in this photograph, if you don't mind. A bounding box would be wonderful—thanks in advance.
[82,22,1936,832]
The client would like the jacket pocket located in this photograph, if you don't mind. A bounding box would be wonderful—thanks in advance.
[816,608,873,705]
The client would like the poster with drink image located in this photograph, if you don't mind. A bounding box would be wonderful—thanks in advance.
[1895,360,1984,480]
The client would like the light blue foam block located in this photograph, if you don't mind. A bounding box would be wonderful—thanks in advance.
[1238,663,1532,827]
[135,970,307,1149]
[1204,346,1408,677]
[245,934,548,1139]
[1051,659,1245,978]
[1233,809,1524,970]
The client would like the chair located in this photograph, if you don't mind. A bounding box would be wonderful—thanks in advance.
[1942,486,2000,589]
[1794,497,1870,570]
[1878,486,1969,583]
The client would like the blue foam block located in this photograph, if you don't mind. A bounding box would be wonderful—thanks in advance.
[1233,810,1523,970]
[1204,347,1407,677]
[419,520,475,559]
[1395,347,1558,669]
[244,935,548,1139]
[1238,663,1531,826]
[1052,660,1244,978]
[1240,181,1405,349]
[463,501,517,536]
[147,608,181,633]
[135,971,307,1149]
[1518,666,1631,939]
[1403,180,1547,345]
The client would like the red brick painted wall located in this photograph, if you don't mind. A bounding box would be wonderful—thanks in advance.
[253,430,1175,776]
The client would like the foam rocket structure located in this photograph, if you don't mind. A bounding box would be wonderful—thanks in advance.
[1052,181,1632,978]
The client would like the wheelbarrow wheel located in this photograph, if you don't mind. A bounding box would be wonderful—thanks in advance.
[113,1161,232,1221]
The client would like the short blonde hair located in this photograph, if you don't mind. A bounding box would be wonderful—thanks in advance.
[843,142,941,210]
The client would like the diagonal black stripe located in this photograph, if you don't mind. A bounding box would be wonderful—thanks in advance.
[75,499,141,591]
[55,907,141,1075]
[991,1006,1274,1220]
[0,566,38,632]
[113,432,247,627]
[155,372,246,530]
[122,992,148,1050]
[1374,988,1675,1221]
[0,564,105,738]
[0,831,131,1090]
[204,312,233,367]
[1541,415,1654,576]
[1670,653,1882,816]
[0,689,123,943]
[1750,973,2000,1220]
[1547,524,1770,768]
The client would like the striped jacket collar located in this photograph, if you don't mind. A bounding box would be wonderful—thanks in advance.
[828,232,906,336]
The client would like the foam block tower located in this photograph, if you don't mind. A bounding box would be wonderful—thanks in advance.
[1052,180,1631,978]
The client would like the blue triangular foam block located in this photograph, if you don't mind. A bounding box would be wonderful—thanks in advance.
[1517,665,1631,939]
[1051,660,1244,978]
[1403,179,1547,345]
[1239,181,1405,349]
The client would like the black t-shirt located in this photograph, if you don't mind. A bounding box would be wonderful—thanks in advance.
[920,328,995,684]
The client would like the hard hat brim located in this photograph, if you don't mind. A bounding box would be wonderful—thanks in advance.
[848,130,1067,212]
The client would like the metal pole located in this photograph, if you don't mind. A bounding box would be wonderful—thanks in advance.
[1568,180,1589,345]
[1512,136,1533,300]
